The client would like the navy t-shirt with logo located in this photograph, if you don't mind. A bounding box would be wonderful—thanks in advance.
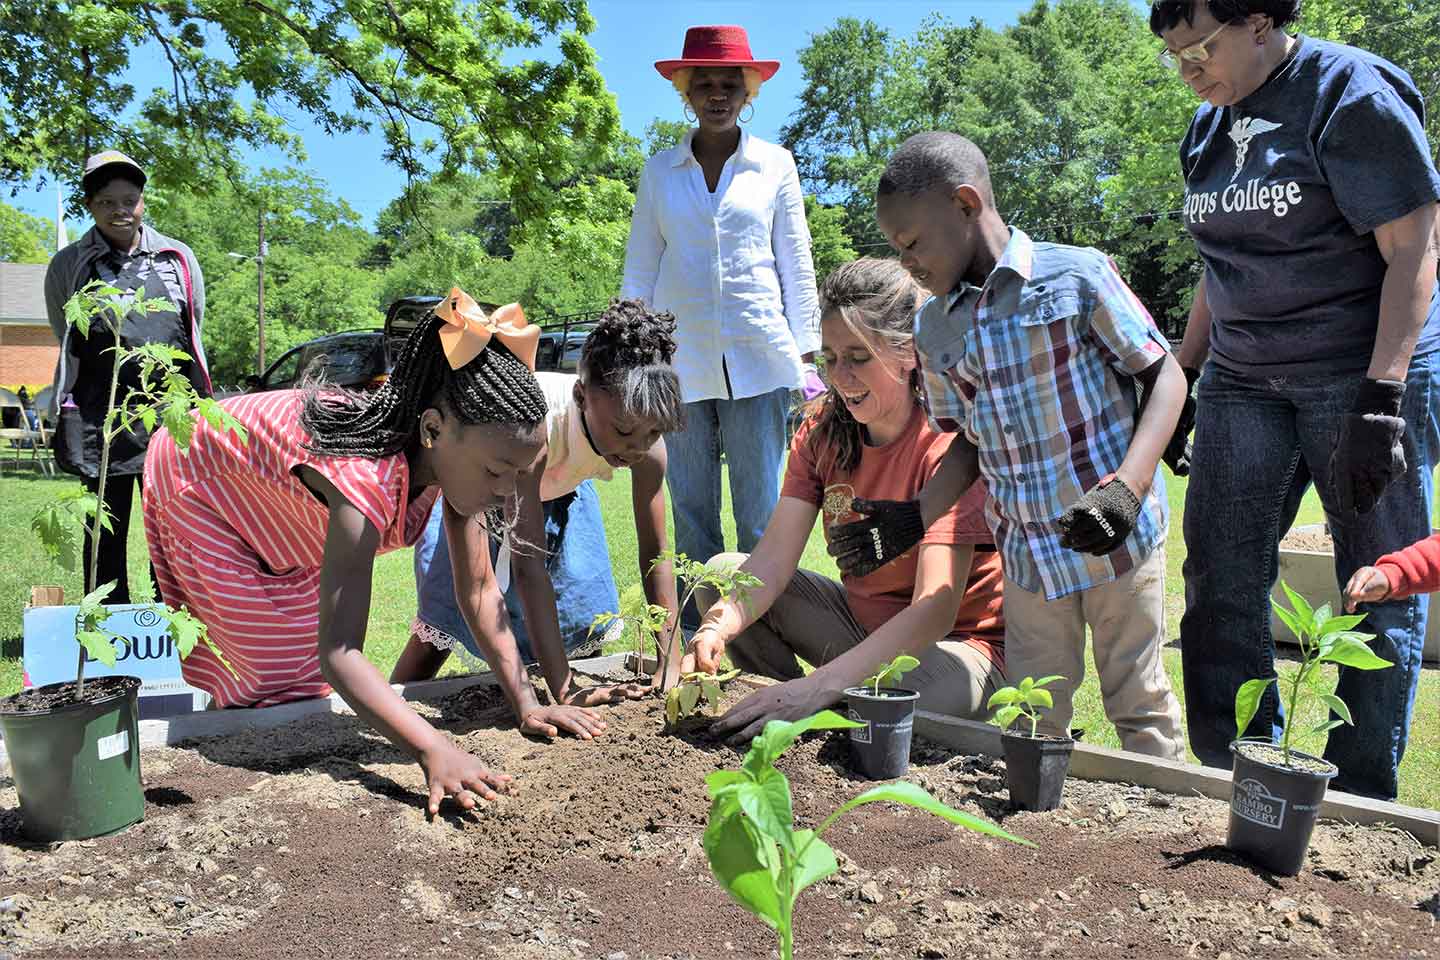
[1179,36,1440,376]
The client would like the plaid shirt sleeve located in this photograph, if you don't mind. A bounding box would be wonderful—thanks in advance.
[1085,255,1171,376]
[913,299,968,434]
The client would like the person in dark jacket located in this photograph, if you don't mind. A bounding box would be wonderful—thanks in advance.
[43,150,211,603]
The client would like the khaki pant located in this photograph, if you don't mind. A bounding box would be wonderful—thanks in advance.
[1002,541,1185,760]
[695,553,1006,721]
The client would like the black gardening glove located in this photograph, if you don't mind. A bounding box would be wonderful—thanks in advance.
[1330,378,1407,515]
[1057,475,1141,556]
[1161,366,1201,477]
[827,497,926,578]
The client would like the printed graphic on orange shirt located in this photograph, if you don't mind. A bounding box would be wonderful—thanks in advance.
[823,483,856,527]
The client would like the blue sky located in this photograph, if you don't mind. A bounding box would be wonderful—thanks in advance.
[15,0,1056,229]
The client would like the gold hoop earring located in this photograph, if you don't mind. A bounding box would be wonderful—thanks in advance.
[683,104,697,123]
[740,103,756,124]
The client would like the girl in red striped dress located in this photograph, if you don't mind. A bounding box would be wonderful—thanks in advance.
[142,288,610,814]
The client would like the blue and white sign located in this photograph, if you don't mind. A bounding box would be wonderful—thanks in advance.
[22,604,211,718]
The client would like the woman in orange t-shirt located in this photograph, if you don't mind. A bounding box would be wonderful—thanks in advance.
[682,258,1005,741]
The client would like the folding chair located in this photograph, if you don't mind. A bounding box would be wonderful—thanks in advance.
[0,387,54,476]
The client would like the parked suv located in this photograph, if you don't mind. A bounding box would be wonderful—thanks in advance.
[247,295,586,393]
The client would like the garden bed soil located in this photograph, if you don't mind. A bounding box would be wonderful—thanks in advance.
[2,681,1436,959]
[1280,527,1334,554]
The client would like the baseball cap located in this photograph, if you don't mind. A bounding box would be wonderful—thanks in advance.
[81,150,147,196]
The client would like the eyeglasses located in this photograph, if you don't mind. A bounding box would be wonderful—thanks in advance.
[1156,22,1231,70]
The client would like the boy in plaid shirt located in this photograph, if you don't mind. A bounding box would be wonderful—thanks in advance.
[831,132,1187,759]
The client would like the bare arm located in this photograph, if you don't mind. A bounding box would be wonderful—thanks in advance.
[918,435,981,529]
[1117,353,1186,499]
[807,542,971,696]
[1369,202,1439,382]
[630,441,680,660]
[1176,276,1213,371]
[694,497,817,645]
[505,457,570,701]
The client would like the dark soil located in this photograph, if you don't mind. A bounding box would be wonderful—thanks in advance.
[2,680,1436,959]
[0,675,140,716]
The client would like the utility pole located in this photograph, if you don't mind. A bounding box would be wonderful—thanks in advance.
[257,206,267,373]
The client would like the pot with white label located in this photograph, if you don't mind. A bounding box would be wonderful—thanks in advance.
[1226,738,1337,876]
[0,675,144,840]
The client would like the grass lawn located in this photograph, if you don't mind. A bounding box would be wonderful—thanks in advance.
[1,465,1436,809]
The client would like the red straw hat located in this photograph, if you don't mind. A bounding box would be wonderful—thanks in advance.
[654,25,780,81]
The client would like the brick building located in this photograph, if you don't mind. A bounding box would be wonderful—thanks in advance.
[0,262,57,389]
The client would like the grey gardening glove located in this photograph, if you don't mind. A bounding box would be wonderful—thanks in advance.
[828,497,926,578]
[1057,475,1141,555]
[1330,378,1406,515]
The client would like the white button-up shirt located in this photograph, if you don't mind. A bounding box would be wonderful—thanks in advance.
[622,129,820,404]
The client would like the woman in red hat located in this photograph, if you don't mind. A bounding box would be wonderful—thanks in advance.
[622,25,823,630]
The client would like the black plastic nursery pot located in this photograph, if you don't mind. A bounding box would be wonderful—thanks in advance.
[1227,739,1337,876]
[0,675,145,841]
[1000,730,1074,811]
[844,686,919,779]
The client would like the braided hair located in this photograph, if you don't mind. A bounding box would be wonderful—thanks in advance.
[578,298,685,433]
[805,259,923,474]
[302,311,548,458]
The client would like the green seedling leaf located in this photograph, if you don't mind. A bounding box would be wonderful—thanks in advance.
[1317,692,1353,726]
[1234,677,1274,739]
[76,630,117,668]
[986,688,1021,708]
[821,781,1033,847]
[1308,718,1346,738]
[1026,688,1054,710]
[789,829,838,900]
[735,772,796,854]
[665,687,681,728]
[1279,580,1315,627]
[863,653,922,694]
[1033,675,1065,687]
[1320,636,1393,671]
[1270,597,1305,643]
[745,710,864,777]
[702,679,722,714]
[706,769,750,795]
[991,704,1024,731]
[702,806,783,930]
[1314,612,1369,638]
[678,682,701,717]
[1018,676,1035,695]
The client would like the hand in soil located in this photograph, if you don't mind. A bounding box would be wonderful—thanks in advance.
[1343,565,1393,611]
[521,704,609,740]
[681,628,726,674]
[419,741,513,816]
[560,682,651,707]
[712,676,836,745]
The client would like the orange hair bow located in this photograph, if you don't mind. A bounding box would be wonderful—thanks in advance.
[433,286,540,372]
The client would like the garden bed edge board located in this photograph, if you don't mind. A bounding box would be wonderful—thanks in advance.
[0,654,634,766]
[913,710,1440,845]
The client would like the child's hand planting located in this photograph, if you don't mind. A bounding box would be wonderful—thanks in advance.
[420,740,513,815]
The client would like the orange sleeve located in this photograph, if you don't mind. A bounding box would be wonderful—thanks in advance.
[780,416,824,506]
[1374,532,1440,600]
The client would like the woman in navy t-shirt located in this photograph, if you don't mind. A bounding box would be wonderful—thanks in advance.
[1151,0,1440,801]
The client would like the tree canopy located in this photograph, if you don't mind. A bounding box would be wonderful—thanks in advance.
[1,0,619,219]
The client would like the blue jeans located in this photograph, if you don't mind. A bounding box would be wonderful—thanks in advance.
[1180,352,1438,799]
[666,387,791,628]
[412,481,621,664]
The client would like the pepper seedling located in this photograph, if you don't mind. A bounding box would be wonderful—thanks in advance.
[986,675,1065,739]
[664,668,741,729]
[861,654,920,696]
[703,710,1032,960]
[590,551,761,692]
[1234,580,1391,766]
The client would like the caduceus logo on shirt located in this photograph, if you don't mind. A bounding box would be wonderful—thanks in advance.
[1228,116,1283,182]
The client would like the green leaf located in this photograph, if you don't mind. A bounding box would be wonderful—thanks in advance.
[735,772,796,855]
[1317,693,1353,726]
[702,803,782,930]
[1319,636,1393,671]
[822,781,1032,847]
[706,770,751,796]
[665,687,681,728]
[1278,581,1314,630]
[1270,598,1305,642]
[678,682,701,718]
[1033,675,1065,687]
[701,679,721,713]
[76,630,117,668]
[744,710,864,777]
[1233,677,1274,739]
[1026,689,1053,710]
[986,687,1021,708]
[990,705,1023,731]
[1307,718,1345,738]
[789,829,838,901]
[1018,676,1035,694]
